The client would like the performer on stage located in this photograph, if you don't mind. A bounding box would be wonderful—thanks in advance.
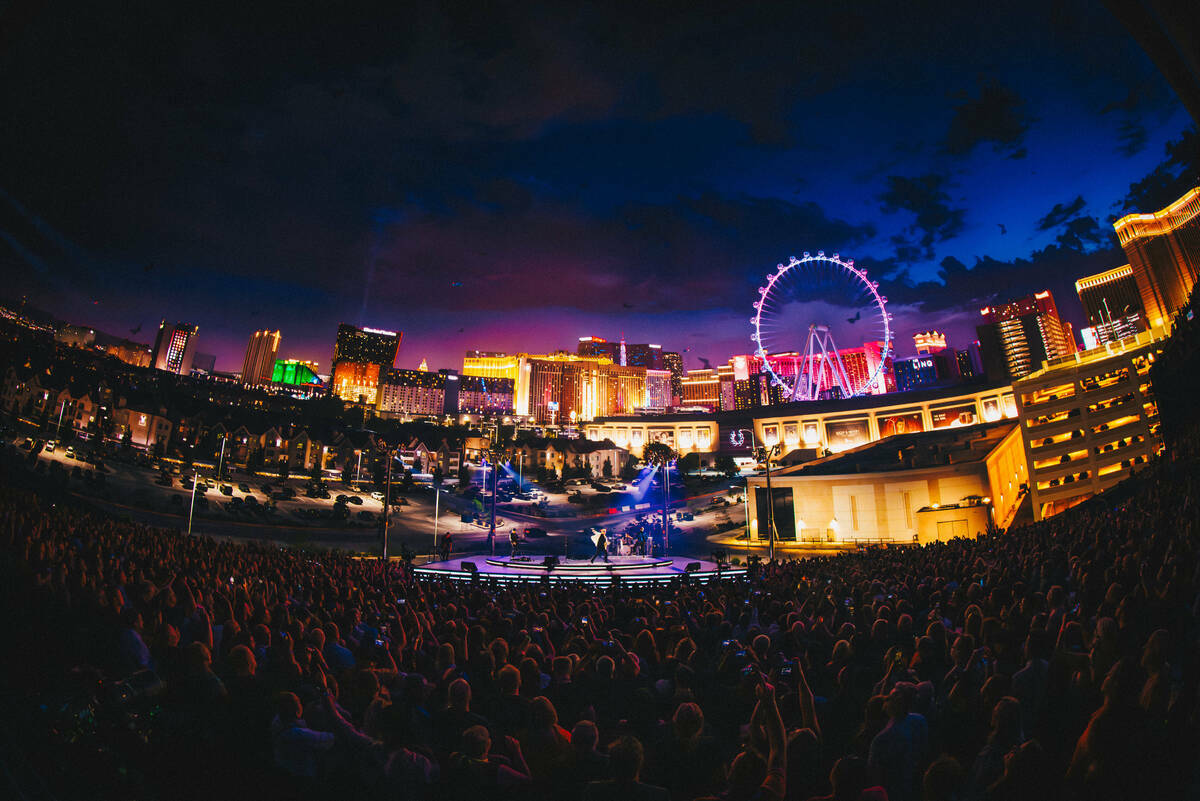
[509,528,520,557]
[439,531,453,562]
[589,530,609,563]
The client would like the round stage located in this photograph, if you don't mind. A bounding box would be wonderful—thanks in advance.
[414,554,746,585]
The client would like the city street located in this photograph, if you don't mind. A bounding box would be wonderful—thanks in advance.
[9,436,750,559]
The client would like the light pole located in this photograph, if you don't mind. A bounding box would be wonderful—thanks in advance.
[187,470,199,535]
[518,451,524,490]
[759,442,782,562]
[355,450,363,489]
[380,449,400,560]
[216,435,228,484]
[432,487,445,560]
[55,399,66,439]
[730,427,780,562]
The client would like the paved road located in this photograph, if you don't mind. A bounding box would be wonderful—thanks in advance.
[11,438,748,559]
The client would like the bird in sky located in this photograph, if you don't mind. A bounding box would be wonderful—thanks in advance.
[622,302,634,309]
[846,310,861,324]
[997,223,1007,235]
[130,321,143,335]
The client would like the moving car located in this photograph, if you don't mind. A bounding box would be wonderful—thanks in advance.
[44,441,57,452]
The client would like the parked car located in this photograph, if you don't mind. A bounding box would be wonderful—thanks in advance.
[44,441,57,452]
[590,482,611,492]
[347,495,363,505]
[220,484,234,496]
[238,483,250,493]
[524,527,548,538]
[371,491,385,500]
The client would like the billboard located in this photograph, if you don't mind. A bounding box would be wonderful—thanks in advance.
[732,354,751,382]
[783,422,799,446]
[649,429,675,447]
[930,403,977,429]
[825,419,870,452]
[879,412,924,438]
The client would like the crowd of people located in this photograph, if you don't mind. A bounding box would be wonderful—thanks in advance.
[2,425,1199,801]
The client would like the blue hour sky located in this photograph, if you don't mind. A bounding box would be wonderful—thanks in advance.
[0,0,1195,373]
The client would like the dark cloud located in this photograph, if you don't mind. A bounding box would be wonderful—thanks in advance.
[1054,216,1109,251]
[880,243,1122,321]
[943,81,1031,158]
[365,190,876,315]
[1114,119,1149,157]
[1036,195,1087,230]
[878,174,966,257]
[1119,127,1199,212]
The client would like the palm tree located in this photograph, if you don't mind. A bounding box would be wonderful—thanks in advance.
[643,441,677,554]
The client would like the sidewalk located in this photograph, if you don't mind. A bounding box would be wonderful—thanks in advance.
[705,530,895,556]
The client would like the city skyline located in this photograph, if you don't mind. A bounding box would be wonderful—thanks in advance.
[1,2,1197,374]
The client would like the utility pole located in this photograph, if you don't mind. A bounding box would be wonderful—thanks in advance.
[187,470,199,535]
[216,435,227,483]
[433,487,442,560]
[381,451,393,560]
[662,462,670,555]
[762,444,780,562]
[487,456,500,556]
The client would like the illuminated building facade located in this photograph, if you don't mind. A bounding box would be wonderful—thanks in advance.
[680,368,720,411]
[54,325,95,348]
[152,320,198,375]
[578,336,684,402]
[1114,187,1200,328]
[913,330,947,354]
[330,324,401,405]
[271,359,321,387]
[977,291,1075,381]
[106,340,152,368]
[241,329,281,386]
[1016,327,1165,520]
[1075,265,1145,346]
[378,368,445,416]
[457,375,514,414]
[588,382,1020,460]
[645,369,672,411]
[464,350,644,423]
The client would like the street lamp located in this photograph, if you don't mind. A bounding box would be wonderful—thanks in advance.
[355,449,363,489]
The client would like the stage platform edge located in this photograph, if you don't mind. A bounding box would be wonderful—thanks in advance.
[414,554,746,585]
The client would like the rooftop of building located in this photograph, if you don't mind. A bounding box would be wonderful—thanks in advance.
[1017,324,1167,384]
[592,379,1010,427]
[777,419,1017,477]
[1113,186,1200,244]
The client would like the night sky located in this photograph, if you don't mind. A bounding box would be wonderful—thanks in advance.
[0,1,1194,373]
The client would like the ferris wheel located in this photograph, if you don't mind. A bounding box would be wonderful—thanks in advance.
[751,252,892,401]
